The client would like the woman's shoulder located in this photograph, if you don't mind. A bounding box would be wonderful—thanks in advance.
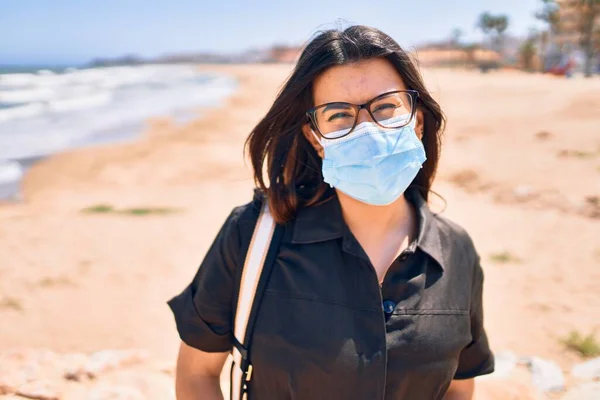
[226,189,266,232]
[431,212,479,266]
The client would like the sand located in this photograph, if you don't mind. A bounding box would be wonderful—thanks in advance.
[0,64,599,373]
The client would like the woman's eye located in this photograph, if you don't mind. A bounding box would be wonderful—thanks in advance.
[373,103,398,113]
[327,112,353,122]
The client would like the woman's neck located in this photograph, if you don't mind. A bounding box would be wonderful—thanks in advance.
[336,190,417,280]
[336,190,414,241]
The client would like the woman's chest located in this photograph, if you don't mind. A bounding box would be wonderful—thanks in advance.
[247,246,473,398]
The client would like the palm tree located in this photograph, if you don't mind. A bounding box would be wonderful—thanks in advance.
[536,0,562,34]
[451,28,464,47]
[477,12,510,55]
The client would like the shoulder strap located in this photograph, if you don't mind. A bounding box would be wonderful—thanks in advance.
[231,201,281,400]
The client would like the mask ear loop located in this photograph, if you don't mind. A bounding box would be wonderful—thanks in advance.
[309,129,322,145]
[306,117,325,145]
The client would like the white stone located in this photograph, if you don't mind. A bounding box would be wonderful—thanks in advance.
[85,350,148,378]
[513,185,534,200]
[526,356,565,392]
[561,382,600,400]
[95,370,174,400]
[0,371,27,395]
[86,385,145,400]
[15,380,59,400]
[482,351,517,379]
[572,357,600,381]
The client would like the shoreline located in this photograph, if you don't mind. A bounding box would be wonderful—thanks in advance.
[0,64,295,355]
[0,67,238,202]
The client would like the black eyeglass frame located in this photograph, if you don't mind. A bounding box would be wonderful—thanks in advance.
[306,89,420,139]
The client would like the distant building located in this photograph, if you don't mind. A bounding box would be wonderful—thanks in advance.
[268,46,302,63]
[412,45,501,68]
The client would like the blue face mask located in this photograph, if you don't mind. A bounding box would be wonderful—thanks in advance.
[312,114,426,205]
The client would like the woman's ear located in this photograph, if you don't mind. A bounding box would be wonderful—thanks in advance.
[302,123,324,158]
[415,109,425,140]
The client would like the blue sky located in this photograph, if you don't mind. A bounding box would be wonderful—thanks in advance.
[0,0,545,66]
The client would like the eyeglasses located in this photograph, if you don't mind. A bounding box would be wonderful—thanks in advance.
[306,90,419,139]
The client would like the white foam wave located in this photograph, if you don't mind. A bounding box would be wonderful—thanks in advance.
[0,65,237,162]
[0,73,37,88]
[0,160,23,184]
[48,91,112,112]
[0,88,55,103]
[0,103,45,123]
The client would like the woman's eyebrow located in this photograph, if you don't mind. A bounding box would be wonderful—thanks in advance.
[320,102,353,114]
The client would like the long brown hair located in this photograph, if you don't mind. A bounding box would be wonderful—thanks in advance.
[245,25,446,224]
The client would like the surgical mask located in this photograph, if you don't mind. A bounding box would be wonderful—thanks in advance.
[311,114,426,205]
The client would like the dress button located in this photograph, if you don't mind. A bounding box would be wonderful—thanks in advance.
[382,300,396,314]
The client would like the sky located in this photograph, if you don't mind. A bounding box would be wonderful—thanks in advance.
[0,0,546,66]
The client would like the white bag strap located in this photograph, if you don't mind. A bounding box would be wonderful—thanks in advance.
[231,201,275,400]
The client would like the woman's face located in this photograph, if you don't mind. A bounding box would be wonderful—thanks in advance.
[303,57,424,157]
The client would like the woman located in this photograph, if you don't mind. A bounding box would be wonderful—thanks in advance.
[168,25,494,400]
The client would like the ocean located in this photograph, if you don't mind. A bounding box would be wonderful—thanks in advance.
[0,64,237,200]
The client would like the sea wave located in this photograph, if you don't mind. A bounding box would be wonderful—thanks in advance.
[0,160,23,184]
[0,87,55,103]
[0,64,237,163]
[0,103,45,123]
[48,91,112,112]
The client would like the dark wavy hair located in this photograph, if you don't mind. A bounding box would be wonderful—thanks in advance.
[245,25,446,224]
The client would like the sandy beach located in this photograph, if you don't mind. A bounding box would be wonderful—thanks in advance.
[1,64,599,396]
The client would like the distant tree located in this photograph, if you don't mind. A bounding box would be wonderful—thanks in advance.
[464,43,480,67]
[495,15,510,35]
[495,15,509,54]
[477,13,510,55]
[450,28,464,48]
[540,0,599,77]
[536,0,561,33]
[477,12,496,36]
[520,31,539,71]
[563,0,600,77]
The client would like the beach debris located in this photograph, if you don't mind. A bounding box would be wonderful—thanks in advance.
[0,348,61,385]
[0,348,174,400]
[84,350,149,378]
[94,370,175,400]
[0,371,27,395]
[579,196,600,219]
[148,359,176,375]
[86,385,145,400]
[512,185,536,202]
[534,130,552,140]
[557,149,596,159]
[571,357,600,381]
[447,169,486,192]
[62,353,89,381]
[522,356,565,393]
[0,295,24,311]
[15,380,60,400]
[561,382,600,400]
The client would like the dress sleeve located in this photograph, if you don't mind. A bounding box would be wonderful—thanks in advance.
[167,208,244,353]
[453,255,495,379]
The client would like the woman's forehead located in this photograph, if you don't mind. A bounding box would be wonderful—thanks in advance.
[313,58,407,105]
